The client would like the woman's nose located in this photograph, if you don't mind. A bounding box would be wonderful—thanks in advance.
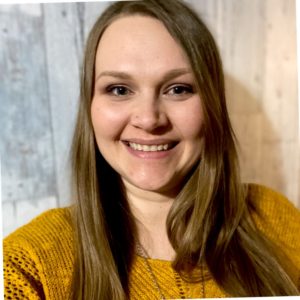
[130,94,169,132]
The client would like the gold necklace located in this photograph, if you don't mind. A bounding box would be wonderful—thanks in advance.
[136,242,205,299]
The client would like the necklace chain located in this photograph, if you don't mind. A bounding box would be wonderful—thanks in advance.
[136,242,205,299]
[136,243,166,299]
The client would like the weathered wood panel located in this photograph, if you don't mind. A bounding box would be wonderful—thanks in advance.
[43,3,83,207]
[0,2,111,236]
[0,4,58,236]
[1,1,299,237]
[261,0,298,201]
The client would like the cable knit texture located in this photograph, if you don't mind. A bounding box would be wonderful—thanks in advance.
[4,184,300,299]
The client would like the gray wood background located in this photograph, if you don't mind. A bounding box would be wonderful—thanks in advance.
[1,0,299,237]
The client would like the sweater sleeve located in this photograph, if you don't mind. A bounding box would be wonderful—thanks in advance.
[4,237,45,300]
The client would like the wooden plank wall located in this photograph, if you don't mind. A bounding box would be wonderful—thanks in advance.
[0,0,298,237]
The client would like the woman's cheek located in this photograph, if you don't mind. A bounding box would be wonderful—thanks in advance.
[91,100,129,139]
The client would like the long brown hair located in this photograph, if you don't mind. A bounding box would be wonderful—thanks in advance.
[70,0,299,299]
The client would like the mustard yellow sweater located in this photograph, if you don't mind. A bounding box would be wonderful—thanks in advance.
[4,184,300,299]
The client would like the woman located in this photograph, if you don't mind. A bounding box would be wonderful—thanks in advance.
[4,0,300,299]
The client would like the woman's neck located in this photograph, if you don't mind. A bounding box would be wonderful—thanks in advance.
[124,182,176,260]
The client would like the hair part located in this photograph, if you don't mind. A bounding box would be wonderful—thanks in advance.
[70,1,299,299]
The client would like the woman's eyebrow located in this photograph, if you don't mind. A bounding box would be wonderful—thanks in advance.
[96,71,132,82]
[162,68,192,82]
[95,68,192,82]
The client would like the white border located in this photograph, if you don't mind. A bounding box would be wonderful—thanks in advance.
[0,1,299,299]
[296,0,300,209]
[0,0,117,4]
[297,0,300,142]
[180,298,300,300]
[0,159,3,300]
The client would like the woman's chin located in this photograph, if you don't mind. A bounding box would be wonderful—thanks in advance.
[122,176,182,198]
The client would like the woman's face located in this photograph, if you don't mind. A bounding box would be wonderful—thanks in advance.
[91,15,204,197]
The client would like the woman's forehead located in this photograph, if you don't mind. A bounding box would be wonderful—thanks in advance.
[94,15,190,75]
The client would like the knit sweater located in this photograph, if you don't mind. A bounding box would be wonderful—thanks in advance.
[3,184,300,299]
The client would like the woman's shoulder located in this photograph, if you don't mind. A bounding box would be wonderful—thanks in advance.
[246,183,300,250]
[246,183,300,221]
[4,207,73,246]
[4,207,74,299]
[4,206,75,269]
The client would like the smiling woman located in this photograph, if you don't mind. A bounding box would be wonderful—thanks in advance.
[3,0,300,299]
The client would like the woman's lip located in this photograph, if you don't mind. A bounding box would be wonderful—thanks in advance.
[122,138,178,145]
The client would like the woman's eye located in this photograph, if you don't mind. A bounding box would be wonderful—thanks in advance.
[166,85,194,96]
[107,85,131,96]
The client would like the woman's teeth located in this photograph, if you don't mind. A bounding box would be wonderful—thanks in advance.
[128,142,170,152]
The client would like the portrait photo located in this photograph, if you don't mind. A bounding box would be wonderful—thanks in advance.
[1,0,299,298]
